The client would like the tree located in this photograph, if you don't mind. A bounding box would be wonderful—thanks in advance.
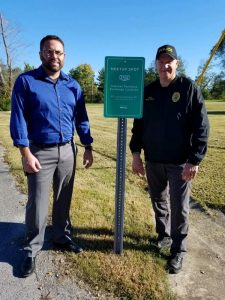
[0,61,22,110]
[69,64,98,102]
[177,56,187,77]
[96,68,104,92]
[145,62,158,86]
[0,14,12,99]
[0,59,6,86]
[210,72,225,100]
[95,68,104,103]
[24,63,35,72]
[212,30,225,69]
[195,60,218,99]
[0,13,25,110]
[0,62,5,86]
[196,31,225,100]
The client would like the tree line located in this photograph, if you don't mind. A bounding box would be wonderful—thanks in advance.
[0,13,225,111]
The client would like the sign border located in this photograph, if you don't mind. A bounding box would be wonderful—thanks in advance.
[104,56,145,118]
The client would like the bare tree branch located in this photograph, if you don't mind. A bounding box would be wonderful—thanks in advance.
[0,13,26,98]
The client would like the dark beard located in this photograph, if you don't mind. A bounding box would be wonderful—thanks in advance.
[43,61,63,73]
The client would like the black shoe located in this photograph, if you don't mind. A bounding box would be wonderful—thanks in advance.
[53,241,83,254]
[153,236,172,249]
[168,253,183,274]
[21,256,36,277]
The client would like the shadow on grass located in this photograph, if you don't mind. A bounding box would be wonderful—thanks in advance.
[190,197,225,215]
[208,145,225,150]
[71,226,168,259]
[189,198,205,211]
[205,202,225,215]
[0,221,167,280]
[77,144,116,162]
[207,111,225,115]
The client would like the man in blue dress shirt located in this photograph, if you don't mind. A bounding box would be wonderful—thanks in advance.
[10,35,94,277]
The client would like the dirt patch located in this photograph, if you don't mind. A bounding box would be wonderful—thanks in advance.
[169,202,225,300]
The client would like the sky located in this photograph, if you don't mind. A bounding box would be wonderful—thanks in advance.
[0,0,225,80]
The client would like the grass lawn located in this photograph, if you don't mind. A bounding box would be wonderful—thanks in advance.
[191,101,225,211]
[0,100,224,299]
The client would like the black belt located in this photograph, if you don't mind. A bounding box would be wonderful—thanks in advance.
[30,140,72,148]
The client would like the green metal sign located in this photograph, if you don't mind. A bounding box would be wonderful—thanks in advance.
[104,56,145,118]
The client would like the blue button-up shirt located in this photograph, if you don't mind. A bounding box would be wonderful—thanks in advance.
[10,66,93,147]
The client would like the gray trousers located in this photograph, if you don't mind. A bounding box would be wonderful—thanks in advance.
[24,142,76,257]
[145,162,191,255]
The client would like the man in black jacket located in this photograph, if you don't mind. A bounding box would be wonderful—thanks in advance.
[129,45,209,273]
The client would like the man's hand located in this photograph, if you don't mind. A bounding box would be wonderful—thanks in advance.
[181,163,199,181]
[20,148,42,174]
[132,153,145,177]
[83,149,93,169]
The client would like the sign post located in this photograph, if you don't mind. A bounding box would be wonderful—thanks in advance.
[114,117,127,254]
[104,56,145,254]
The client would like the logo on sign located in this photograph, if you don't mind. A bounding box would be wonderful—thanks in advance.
[119,75,130,81]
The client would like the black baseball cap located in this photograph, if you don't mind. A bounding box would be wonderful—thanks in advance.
[156,45,178,60]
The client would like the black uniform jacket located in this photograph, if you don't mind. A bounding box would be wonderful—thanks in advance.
[129,76,209,165]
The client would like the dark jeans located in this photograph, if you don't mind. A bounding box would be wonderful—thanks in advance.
[146,162,191,255]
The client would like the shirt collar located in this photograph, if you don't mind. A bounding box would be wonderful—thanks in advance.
[35,66,69,81]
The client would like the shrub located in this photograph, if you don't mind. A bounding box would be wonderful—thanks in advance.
[0,98,11,111]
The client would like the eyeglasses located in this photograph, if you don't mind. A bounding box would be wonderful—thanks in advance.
[41,49,64,57]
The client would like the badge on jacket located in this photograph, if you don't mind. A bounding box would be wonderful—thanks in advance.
[172,92,180,102]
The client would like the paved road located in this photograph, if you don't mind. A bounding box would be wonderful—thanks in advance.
[0,144,95,300]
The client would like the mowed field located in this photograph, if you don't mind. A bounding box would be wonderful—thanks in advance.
[0,101,224,299]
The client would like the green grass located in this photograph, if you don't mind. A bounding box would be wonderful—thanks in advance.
[0,100,225,299]
[191,101,225,211]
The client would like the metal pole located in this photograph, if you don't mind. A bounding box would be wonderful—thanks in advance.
[114,117,127,254]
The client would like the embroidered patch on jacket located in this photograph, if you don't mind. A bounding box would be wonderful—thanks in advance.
[172,92,180,102]
[145,96,155,101]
